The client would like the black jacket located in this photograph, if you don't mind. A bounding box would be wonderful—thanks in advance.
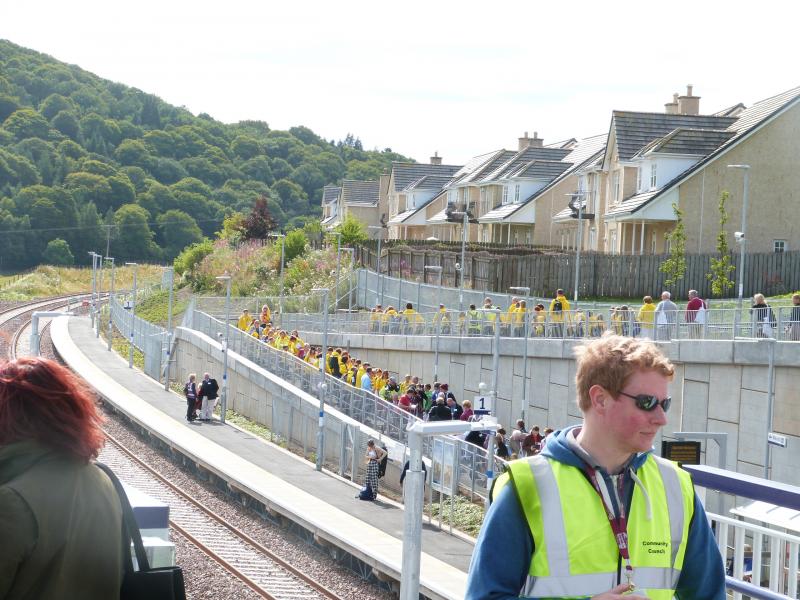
[199,378,219,400]
[428,403,453,421]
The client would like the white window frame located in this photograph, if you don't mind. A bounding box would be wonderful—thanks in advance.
[650,163,657,189]
[514,184,521,203]
[651,231,657,254]
[502,186,509,204]
[612,171,620,203]
[636,167,642,192]
[774,239,787,253]
[462,188,469,202]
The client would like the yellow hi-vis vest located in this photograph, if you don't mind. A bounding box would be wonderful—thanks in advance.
[491,454,694,599]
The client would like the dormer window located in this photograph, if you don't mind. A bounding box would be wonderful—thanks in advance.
[502,186,509,204]
[637,167,642,192]
[650,163,657,189]
[514,184,520,203]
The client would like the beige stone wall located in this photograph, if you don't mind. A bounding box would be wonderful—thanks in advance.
[532,174,578,246]
[344,204,380,228]
[677,102,800,254]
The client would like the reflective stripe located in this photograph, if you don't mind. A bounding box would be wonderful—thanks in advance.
[526,456,571,577]
[653,456,685,572]
[523,567,681,597]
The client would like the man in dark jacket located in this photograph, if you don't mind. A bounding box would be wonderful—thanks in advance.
[428,395,453,421]
[198,372,219,421]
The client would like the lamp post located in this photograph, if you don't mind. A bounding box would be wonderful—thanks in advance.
[425,265,443,381]
[330,231,342,311]
[105,257,115,351]
[88,252,100,328]
[124,262,138,368]
[164,266,174,390]
[567,191,587,305]
[510,286,530,422]
[459,211,468,311]
[96,251,104,338]
[368,225,384,305]
[215,274,232,424]
[341,247,355,312]
[312,287,330,472]
[268,232,286,315]
[728,164,750,333]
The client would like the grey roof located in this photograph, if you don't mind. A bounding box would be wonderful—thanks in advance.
[483,146,571,182]
[390,162,462,192]
[713,103,746,117]
[341,179,379,206]
[387,209,418,225]
[634,128,735,158]
[620,85,800,217]
[610,111,737,162]
[545,137,578,149]
[480,203,523,222]
[508,159,572,180]
[402,174,455,192]
[605,190,660,218]
[450,150,518,186]
[322,185,341,205]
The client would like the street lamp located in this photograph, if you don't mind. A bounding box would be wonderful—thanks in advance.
[311,287,330,472]
[330,231,342,311]
[268,232,286,315]
[164,266,175,391]
[510,286,530,422]
[341,247,355,312]
[448,211,469,311]
[124,262,138,368]
[367,225,385,305]
[215,274,232,424]
[88,252,100,328]
[425,265,443,381]
[728,164,750,333]
[96,251,104,338]
[105,257,115,351]
[567,191,588,305]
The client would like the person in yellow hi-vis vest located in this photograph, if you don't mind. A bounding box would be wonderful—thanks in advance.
[466,334,725,600]
[548,288,571,338]
[237,309,251,331]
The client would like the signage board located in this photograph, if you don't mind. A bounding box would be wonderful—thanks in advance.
[473,395,493,415]
[768,432,787,448]
[661,441,701,465]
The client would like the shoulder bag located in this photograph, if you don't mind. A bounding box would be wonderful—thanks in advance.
[95,462,187,600]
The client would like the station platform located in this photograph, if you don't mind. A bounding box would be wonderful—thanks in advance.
[51,315,473,600]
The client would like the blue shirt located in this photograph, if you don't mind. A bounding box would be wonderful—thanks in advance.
[361,373,372,391]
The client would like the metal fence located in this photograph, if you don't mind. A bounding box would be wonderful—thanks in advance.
[108,292,169,381]
[188,310,501,501]
[278,305,800,342]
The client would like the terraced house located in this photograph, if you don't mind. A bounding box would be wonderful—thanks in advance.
[320,178,386,231]
[555,85,800,254]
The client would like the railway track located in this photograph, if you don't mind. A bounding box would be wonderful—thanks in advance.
[2,295,91,360]
[99,431,344,600]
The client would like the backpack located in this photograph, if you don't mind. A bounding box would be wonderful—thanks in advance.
[377,444,389,478]
[553,299,563,313]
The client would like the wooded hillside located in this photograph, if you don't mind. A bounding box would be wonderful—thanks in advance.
[0,39,410,269]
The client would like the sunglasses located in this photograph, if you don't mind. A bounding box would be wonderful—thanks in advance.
[618,391,672,413]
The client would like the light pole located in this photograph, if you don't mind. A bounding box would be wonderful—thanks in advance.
[105,257,115,351]
[459,211,468,311]
[96,251,104,338]
[268,232,286,315]
[510,286,530,422]
[367,225,384,305]
[341,247,355,312]
[216,274,232,424]
[425,265,443,381]
[567,191,587,305]
[312,287,330,472]
[88,252,100,328]
[124,262,138,368]
[728,164,750,333]
[164,266,174,391]
[331,231,342,311]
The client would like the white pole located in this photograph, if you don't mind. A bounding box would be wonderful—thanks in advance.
[125,262,138,368]
[400,428,425,600]
[315,288,330,472]
[459,211,467,311]
[164,266,174,390]
[106,258,115,351]
[221,275,232,423]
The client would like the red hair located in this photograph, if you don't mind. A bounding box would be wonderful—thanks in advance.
[0,357,105,462]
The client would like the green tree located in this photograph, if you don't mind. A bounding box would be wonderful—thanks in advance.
[230,135,263,160]
[174,238,214,276]
[42,237,74,265]
[157,209,203,259]
[283,228,308,262]
[39,93,76,119]
[0,94,20,122]
[659,203,687,287]
[706,191,736,298]
[50,110,81,140]
[334,213,368,246]
[3,108,52,140]
[113,203,158,261]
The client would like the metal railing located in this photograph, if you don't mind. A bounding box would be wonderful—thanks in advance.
[686,464,800,599]
[189,310,502,501]
[108,291,169,380]
[277,306,800,342]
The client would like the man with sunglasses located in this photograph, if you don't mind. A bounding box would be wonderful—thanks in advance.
[466,334,724,600]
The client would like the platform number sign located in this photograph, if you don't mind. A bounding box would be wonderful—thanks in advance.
[473,394,493,416]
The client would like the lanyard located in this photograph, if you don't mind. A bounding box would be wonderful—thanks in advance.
[584,464,635,591]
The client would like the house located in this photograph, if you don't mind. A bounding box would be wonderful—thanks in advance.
[320,179,386,230]
[320,185,341,229]
[385,155,463,240]
[566,84,800,255]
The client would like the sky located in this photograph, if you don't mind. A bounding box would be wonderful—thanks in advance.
[1,0,797,165]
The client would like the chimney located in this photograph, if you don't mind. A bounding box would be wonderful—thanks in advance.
[430,151,442,165]
[518,131,544,150]
[677,84,700,115]
[665,93,679,114]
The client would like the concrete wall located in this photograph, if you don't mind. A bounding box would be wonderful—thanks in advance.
[300,330,800,485]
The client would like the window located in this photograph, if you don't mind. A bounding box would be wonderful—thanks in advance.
[514,184,521,203]
[774,240,787,253]
[651,231,657,254]
[462,188,469,202]
[610,231,617,255]
[502,186,509,204]
[650,163,657,189]
[612,171,620,203]
[636,167,642,192]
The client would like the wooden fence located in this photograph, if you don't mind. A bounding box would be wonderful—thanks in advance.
[353,245,800,299]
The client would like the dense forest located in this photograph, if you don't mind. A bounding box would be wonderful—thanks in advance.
[0,40,411,270]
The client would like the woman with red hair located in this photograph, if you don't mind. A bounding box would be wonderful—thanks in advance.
[0,356,123,599]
